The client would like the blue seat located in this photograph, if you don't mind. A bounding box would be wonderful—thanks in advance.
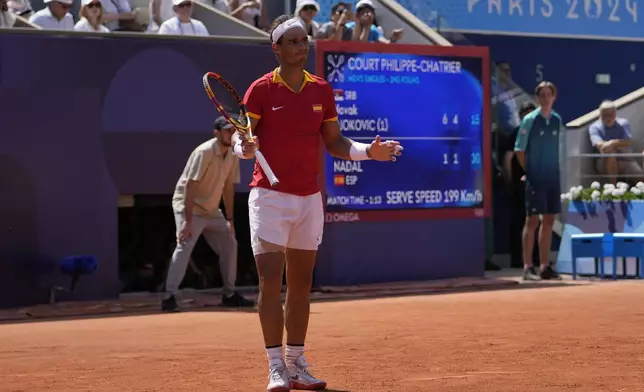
[612,234,644,279]
[570,233,614,280]
[50,255,99,304]
[571,233,644,280]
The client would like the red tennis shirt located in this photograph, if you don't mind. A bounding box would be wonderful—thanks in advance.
[243,69,338,196]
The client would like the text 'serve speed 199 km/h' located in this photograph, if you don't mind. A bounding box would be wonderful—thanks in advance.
[323,50,485,213]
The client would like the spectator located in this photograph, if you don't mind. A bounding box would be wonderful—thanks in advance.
[212,0,262,22]
[158,0,208,36]
[212,0,228,12]
[346,0,403,43]
[149,0,173,32]
[494,61,521,134]
[74,0,110,32]
[102,0,138,31]
[500,101,538,271]
[28,0,74,30]
[6,0,31,18]
[1,0,17,27]
[317,1,353,41]
[228,0,263,28]
[294,0,319,38]
[589,100,643,184]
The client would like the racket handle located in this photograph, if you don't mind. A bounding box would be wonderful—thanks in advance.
[255,150,279,186]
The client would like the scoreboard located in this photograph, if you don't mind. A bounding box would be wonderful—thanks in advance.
[316,42,491,222]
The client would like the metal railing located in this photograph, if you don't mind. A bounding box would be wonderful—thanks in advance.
[568,153,644,180]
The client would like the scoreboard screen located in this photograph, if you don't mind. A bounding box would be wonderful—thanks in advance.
[317,42,490,221]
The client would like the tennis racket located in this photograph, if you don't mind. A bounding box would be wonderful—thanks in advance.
[202,72,279,186]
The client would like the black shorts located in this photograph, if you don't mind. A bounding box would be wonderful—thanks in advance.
[525,182,561,216]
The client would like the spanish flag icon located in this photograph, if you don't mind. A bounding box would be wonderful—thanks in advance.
[312,104,323,112]
[334,175,345,186]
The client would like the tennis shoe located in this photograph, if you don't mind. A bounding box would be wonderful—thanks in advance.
[287,355,327,390]
[267,358,291,392]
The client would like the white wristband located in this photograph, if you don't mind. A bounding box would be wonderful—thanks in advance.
[233,142,245,159]
[349,142,371,161]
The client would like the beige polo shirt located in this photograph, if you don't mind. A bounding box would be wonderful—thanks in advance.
[172,138,240,218]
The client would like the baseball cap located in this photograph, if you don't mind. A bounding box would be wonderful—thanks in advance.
[295,0,320,14]
[44,0,74,5]
[172,0,191,5]
[81,0,100,6]
[214,116,234,131]
[355,0,374,11]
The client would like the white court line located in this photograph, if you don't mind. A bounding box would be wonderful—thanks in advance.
[350,136,470,140]
[404,371,523,382]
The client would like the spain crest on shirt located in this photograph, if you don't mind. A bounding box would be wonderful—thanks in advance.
[312,104,323,112]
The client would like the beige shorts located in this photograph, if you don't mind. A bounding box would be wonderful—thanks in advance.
[248,187,324,255]
[596,159,644,175]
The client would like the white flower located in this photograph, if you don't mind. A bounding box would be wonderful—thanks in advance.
[612,189,622,197]
[590,181,601,189]
[604,183,615,190]
[591,190,601,200]
[637,182,644,190]
[633,188,642,196]
[603,189,613,196]
[561,193,569,201]
[617,181,628,188]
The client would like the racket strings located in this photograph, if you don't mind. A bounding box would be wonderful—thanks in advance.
[204,76,250,131]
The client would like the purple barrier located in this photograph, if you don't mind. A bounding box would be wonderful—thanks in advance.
[0,31,486,306]
[0,32,298,307]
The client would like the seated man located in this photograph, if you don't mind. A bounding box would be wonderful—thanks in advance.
[589,100,643,183]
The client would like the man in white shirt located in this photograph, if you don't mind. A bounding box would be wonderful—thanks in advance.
[157,0,208,36]
[162,117,254,312]
[28,0,74,30]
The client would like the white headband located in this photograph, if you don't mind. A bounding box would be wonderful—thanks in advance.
[271,18,306,43]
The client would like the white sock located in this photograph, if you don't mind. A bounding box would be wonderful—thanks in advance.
[285,344,304,364]
[266,346,283,362]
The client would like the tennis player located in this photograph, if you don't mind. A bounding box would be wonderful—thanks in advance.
[233,15,402,392]
[514,81,562,281]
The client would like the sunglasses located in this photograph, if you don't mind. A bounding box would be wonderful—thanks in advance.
[176,2,191,7]
[56,1,72,8]
[302,4,317,11]
[86,3,101,8]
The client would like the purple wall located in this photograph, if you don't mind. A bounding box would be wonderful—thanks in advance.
[0,32,485,307]
[0,33,289,307]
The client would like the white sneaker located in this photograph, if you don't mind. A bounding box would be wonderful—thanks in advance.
[267,358,291,392]
[287,355,327,390]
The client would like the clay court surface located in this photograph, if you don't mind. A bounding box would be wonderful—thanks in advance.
[1,282,644,392]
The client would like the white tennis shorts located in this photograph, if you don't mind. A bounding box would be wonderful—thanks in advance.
[248,187,324,255]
